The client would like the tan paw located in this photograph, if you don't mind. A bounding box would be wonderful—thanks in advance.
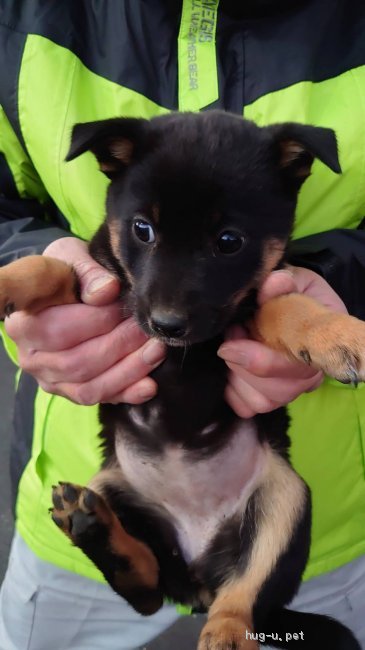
[0,255,77,318]
[198,616,258,650]
[295,313,365,385]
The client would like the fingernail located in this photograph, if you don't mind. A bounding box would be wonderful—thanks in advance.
[271,269,294,278]
[142,339,166,366]
[86,275,115,296]
[217,347,249,367]
[138,380,157,400]
[139,387,157,401]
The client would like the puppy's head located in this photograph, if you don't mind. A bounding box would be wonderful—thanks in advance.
[67,111,340,345]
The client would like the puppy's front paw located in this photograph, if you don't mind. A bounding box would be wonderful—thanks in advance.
[0,255,77,318]
[296,313,365,385]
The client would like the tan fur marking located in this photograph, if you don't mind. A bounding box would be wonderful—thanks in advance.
[100,161,118,174]
[199,449,306,650]
[231,286,249,308]
[279,140,312,178]
[230,239,285,308]
[107,219,135,287]
[252,293,365,380]
[232,451,305,610]
[260,238,285,278]
[280,139,305,167]
[253,293,328,357]
[88,465,125,494]
[109,138,134,165]
[52,479,159,590]
[88,468,159,589]
[0,255,77,317]
[107,510,159,589]
[108,219,122,262]
[198,613,257,650]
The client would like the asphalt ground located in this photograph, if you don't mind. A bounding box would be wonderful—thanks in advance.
[0,341,205,648]
[0,341,15,582]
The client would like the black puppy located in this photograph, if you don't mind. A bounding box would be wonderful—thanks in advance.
[1,111,363,649]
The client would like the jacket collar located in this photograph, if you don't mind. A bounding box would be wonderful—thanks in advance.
[165,0,308,19]
[220,0,308,18]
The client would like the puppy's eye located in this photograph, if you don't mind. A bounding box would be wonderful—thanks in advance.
[133,219,155,243]
[216,231,245,255]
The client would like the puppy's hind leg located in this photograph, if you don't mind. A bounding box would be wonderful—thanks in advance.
[0,255,78,318]
[198,450,309,650]
[51,474,162,616]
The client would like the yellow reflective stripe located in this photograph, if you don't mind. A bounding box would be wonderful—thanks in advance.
[18,35,168,241]
[244,67,365,238]
[289,378,365,581]
[16,388,105,582]
[178,0,219,111]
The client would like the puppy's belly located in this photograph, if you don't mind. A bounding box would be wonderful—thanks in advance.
[116,421,265,563]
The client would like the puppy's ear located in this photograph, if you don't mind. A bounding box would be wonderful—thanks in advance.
[66,118,149,178]
[269,123,341,188]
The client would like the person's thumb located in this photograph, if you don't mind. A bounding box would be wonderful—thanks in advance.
[43,237,120,306]
[257,269,296,306]
[78,261,120,305]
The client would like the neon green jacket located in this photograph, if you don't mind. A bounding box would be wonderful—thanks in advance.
[1,0,365,586]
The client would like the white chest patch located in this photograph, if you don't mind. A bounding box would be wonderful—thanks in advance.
[116,422,266,564]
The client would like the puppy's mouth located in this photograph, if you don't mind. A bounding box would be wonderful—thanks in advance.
[152,334,191,348]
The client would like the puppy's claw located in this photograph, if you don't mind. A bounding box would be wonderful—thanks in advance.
[52,491,65,511]
[52,513,66,528]
[337,366,359,387]
[4,302,15,318]
[299,349,312,365]
[348,367,359,388]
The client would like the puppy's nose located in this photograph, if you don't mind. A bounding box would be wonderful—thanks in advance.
[150,311,188,339]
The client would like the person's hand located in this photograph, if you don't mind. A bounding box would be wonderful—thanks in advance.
[4,238,166,405]
[218,267,348,418]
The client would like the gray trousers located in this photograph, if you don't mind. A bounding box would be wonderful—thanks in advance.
[0,533,364,650]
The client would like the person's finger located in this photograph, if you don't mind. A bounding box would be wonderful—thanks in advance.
[287,265,347,314]
[43,237,120,306]
[224,379,279,419]
[106,377,158,405]
[46,338,166,406]
[19,318,149,383]
[258,269,296,305]
[227,365,323,403]
[218,338,317,379]
[258,266,347,314]
[5,303,124,351]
